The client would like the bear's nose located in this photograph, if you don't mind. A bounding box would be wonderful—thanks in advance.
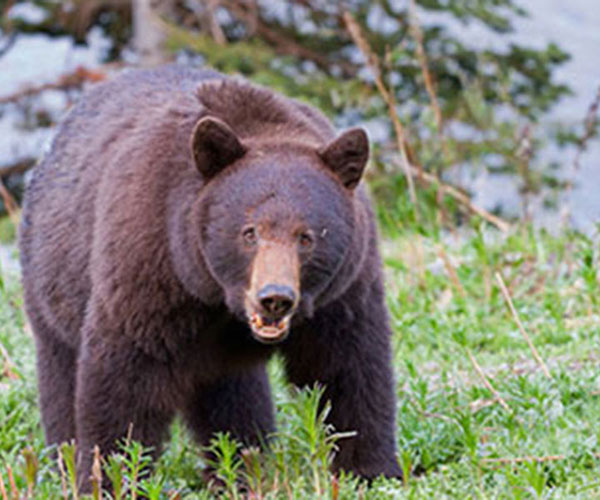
[257,284,296,318]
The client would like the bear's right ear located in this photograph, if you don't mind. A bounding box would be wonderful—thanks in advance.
[319,128,369,190]
[190,116,246,179]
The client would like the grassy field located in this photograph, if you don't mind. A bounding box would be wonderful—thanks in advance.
[1,219,599,499]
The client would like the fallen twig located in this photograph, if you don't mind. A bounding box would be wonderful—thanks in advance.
[469,398,497,413]
[481,453,600,467]
[436,245,466,298]
[495,272,551,378]
[466,349,511,413]
[565,316,600,329]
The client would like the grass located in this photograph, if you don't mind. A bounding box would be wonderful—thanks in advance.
[1,219,599,498]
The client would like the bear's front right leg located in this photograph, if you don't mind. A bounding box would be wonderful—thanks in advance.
[75,331,175,492]
[34,329,77,447]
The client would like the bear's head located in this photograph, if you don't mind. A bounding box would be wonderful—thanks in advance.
[190,117,369,344]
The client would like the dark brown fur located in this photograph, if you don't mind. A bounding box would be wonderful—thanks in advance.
[19,65,401,489]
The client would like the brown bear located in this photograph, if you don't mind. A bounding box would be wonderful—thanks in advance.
[19,65,401,489]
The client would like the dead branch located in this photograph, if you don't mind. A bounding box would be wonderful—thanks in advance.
[206,0,227,45]
[223,0,357,77]
[565,316,600,329]
[398,159,511,232]
[344,11,511,232]
[0,0,18,60]
[0,66,111,106]
[495,272,551,378]
[257,21,357,76]
[0,31,18,59]
[408,0,443,132]
[343,11,417,208]
[0,157,36,179]
[469,398,497,413]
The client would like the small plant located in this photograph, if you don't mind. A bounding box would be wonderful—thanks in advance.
[205,433,242,499]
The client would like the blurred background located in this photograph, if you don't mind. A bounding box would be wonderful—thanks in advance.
[0,0,598,245]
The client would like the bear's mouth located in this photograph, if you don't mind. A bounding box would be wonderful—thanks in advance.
[247,312,291,344]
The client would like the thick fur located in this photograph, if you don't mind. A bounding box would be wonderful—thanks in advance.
[19,65,401,489]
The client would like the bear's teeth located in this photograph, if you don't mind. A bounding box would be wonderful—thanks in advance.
[252,313,263,329]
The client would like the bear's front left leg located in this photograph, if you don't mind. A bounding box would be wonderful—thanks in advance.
[281,281,402,481]
[182,364,275,448]
[75,330,175,492]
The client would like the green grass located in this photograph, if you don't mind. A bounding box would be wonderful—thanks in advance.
[1,222,599,498]
[0,217,16,245]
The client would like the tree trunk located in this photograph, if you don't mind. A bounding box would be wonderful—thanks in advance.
[132,0,167,66]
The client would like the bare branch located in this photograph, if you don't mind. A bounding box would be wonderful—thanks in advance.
[343,11,417,208]
[207,0,227,45]
[0,157,36,178]
[397,159,511,232]
[408,0,443,132]
[0,31,18,59]
[222,0,358,77]
[0,66,111,106]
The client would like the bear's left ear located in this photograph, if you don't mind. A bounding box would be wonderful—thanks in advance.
[319,128,369,190]
[190,116,247,179]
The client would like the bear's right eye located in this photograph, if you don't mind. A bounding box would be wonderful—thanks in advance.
[242,226,258,246]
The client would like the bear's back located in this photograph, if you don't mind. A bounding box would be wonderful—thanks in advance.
[19,66,223,344]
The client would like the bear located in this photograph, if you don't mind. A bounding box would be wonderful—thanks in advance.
[19,64,401,490]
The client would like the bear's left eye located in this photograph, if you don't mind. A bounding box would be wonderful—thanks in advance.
[242,225,258,246]
[298,231,315,251]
